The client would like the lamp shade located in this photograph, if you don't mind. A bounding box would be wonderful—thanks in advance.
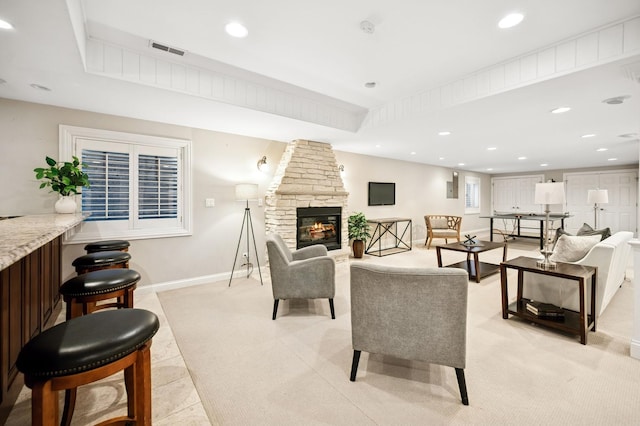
[534,182,565,204]
[235,183,259,201]
[587,189,608,204]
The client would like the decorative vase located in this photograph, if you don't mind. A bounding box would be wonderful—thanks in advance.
[352,240,365,258]
[54,195,77,214]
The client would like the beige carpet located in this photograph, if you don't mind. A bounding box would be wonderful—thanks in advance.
[158,239,640,425]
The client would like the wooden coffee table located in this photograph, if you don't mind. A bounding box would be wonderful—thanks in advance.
[436,240,507,283]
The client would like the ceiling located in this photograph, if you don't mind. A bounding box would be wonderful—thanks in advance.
[1,0,639,174]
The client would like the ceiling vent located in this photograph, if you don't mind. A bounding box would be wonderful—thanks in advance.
[150,41,185,56]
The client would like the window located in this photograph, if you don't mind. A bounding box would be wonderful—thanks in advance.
[60,125,192,242]
[465,176,481,214]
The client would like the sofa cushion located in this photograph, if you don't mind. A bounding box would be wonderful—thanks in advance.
[576,223,611,241]
[550,234,601,263]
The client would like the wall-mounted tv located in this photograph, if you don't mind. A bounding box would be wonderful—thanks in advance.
[368,182,396,206]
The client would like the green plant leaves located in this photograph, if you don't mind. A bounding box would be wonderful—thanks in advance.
[34,156,90,196]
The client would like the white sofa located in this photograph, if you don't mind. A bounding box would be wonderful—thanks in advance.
[522,231,633,317]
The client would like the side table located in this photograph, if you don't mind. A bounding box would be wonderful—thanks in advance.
[500,256,597,345]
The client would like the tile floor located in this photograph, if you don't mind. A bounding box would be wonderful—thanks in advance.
[4,290,212,425]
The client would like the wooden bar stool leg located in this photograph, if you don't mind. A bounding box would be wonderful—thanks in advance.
[61,389,76,426]
[32,381,58,426]
[136,343,153,425]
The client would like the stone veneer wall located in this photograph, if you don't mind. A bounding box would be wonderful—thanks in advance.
[265,140,349,254]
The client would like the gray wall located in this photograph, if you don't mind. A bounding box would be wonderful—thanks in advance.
[0,97,490,287]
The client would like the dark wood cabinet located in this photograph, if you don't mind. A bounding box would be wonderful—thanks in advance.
[0,236,62,420]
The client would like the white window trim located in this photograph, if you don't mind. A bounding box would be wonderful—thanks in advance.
[465,175,481,214]
[60,125,193,243]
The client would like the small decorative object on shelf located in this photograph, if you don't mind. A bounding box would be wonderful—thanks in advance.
[525,300,565,320]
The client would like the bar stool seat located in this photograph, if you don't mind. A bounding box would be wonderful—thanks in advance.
[60,268,140,319]
[84,239,130,253]
[16,309,159,425]
[72,250,131,274]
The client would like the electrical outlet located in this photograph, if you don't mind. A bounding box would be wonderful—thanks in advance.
[205,198,215,207]
[242,252,248,258]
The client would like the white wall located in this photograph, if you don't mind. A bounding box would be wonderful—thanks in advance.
[0,98,492,288]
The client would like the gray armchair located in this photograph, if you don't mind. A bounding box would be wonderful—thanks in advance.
[349,263,469,405]
[266,233,336,320]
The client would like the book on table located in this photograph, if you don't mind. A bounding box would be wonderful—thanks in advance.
[526,300,565,318]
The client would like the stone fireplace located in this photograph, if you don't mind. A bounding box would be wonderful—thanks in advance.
[265,140,349,259]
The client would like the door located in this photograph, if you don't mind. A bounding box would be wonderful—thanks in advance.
[564,170,637,234]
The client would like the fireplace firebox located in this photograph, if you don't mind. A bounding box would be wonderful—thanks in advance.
[296,207,341,251]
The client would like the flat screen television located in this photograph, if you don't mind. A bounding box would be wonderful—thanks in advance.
[368,182,395,206]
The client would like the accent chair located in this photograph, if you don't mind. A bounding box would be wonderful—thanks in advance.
[349,263,469,405]
[425,215,462,249]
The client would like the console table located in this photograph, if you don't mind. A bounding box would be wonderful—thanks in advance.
[365,218,412,257]
[500,256,597,345]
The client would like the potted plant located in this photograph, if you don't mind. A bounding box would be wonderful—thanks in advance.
[348,212,371,258]
[34,156,90,213]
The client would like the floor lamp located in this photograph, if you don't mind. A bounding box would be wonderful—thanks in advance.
[534,182,565,269]
[587,189,608,229]
[229,183,264,287]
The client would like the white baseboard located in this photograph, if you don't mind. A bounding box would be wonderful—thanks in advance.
[137,267,268,295]
[631,338,640,360]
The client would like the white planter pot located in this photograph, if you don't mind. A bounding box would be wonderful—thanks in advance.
[54,195,77,214]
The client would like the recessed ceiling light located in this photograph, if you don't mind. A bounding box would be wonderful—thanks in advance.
[551,107,571,114]
[581,134,596,138]
[30,83,51,91]
[540,163,549,167]
[457,162,465,166]
[498,13,524,29]
[225,22,248,38]
[487,147,497,151]
[602,95,630,105]
[486,168,494,171]
[375,144,381,148]
[0,19,13,30]
[596,148,608,152]
[410,151,416,155]
[438,131,451,136]
[439,157,445,160]
[364,81,376,88]
[608,158,617,161]
[517,156,527,160]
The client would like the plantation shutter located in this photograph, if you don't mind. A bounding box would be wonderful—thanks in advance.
[138,154,179,219]
[81,149,130,221]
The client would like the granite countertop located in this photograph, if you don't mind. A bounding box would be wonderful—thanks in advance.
[0,213,88,270]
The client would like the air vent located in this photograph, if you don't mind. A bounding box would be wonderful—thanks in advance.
[150,41,185,56]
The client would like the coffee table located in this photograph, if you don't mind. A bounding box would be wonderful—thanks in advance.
[436,240,507,283]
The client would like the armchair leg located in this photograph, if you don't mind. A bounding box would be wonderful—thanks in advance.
[272,299,279,320]
[455,368,469,406]
[350,350,361,382]
[329,299,335,319]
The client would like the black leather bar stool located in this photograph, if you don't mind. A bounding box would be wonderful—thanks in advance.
[60,268,140,319]
[72,250,131,275]
[16,309,159,426]
[84,239,130,253]
[58,268,140,425]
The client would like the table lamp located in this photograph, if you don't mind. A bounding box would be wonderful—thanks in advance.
[534,182,565,269]
[587,189,608,228]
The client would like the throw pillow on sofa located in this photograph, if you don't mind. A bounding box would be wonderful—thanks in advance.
[577,222,611,241]
[550,234,601,263]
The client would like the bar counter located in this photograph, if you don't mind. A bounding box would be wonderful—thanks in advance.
[0,213,87,421]
[0,213,87,270]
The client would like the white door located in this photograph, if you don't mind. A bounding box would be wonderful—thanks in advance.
[564,170,637,235]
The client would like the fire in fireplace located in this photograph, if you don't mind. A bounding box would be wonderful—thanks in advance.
[296,207,341,251]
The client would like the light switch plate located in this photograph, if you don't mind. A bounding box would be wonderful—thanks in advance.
[205,198,215,207]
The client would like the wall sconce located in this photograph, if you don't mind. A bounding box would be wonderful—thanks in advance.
[257,156,268,172]
[338,164,345,174]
